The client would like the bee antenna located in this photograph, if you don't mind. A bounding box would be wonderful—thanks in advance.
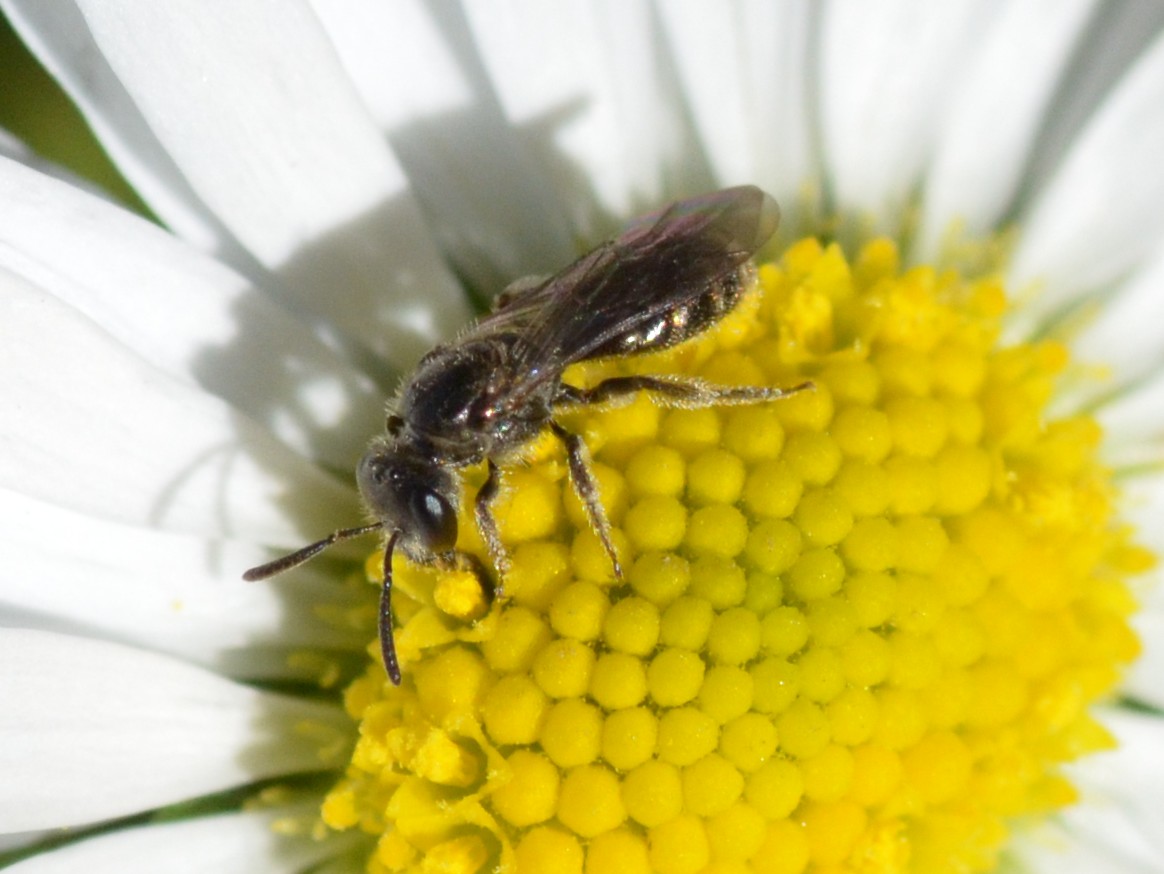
[242,523,384,581]
[380,530,403,685]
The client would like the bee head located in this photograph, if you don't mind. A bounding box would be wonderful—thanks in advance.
[356,441,459,555]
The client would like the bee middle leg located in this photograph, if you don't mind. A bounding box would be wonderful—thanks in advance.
[474,459,511,592]
[559,374,813,409]
[548,420,624,579]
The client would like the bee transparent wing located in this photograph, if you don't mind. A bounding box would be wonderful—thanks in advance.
[466,273,563,340]
[513,185,779,373]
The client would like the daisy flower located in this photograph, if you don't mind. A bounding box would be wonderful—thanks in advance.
[2,2,1163,872]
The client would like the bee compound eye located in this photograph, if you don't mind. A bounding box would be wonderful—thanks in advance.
[410,488,458,552]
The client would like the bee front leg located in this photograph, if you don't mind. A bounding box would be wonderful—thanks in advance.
[549,421,624,579]
[562,375,813,408]
[474,459,511,592]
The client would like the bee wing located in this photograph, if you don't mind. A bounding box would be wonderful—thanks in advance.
[511,185,779,374]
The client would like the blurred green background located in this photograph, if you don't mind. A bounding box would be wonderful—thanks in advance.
[1,11,147,214]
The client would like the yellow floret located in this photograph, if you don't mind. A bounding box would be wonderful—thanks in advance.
[556,764,626,837]
[743,460,803,517]
[601,706,658,771]
[689,555,748,608]
[515,827,582,874]
[686,505,749,557]
[744,758,804,819]
[322,237,1144,874]
[623,760,684,827]
[683,753,745,816]
[503,542,572,610]
[541,698,602,768]
[759,605,808,655]
[625,496,687,551]
[777,699,832,758]
[722,407,786,461]
[422,834,489,874]
[630,552,691,605]
[688,449,747,505]
[492,469,562,542]
[657,707,719,766]
[603,596,661,655]
[492,750,559,827]
[532,638,594,698]
[751,657,800,714]
[625,445,687,497]
[698,665,754,723]
[648,648,706,706]
[648,814,710,874]
[707,607,762,665]
[480,674,546,745]
[706,802,767,862]
[548,582,609,641]
[586,830,652,874]
[719,712,779,773]
[793,488,853,546]
[480,605,552,673]
[659,596,714,650]
[589,651,648,710]
[788,547,845,600]
[752,819,810,874]
[801,743,855,803]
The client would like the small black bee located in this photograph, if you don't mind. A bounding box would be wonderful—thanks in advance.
[245,186,809,684]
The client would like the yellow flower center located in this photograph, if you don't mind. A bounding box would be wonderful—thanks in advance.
[321,238,1147,874]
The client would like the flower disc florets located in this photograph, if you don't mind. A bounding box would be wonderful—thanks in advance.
[322,238,1145,874]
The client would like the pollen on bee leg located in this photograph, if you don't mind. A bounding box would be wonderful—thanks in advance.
[434,566,490,622]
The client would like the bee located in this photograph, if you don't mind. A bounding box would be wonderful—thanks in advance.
[244,186,810,684]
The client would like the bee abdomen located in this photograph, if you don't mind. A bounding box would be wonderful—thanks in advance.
[599,268,747,358]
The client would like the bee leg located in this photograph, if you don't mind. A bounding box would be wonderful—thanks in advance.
[562,375,813,408]
[474,459,511,593]
[379,531,403,685]
[549,421,624,579]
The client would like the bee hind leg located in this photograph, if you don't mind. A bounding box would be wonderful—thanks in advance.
[561,374,813,409]
[549,421,624,580]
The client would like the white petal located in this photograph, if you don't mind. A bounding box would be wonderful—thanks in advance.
[5,0,470,365]
[916,0,1096,258]
[656,0,818,225]
[0,127,114,202]
[3,810,348,874]
[1124,582,1164,710]
[0,629,349,832]
[820,0,995,226]
[0,271,358,545]
[1093,373,1164,468]
[1014,827,1159,874]
[0,1,225,252]
[1069,244,1164,399]
[459,0,703,220]
[1053,709,1164,868]
[310,0,580,295]
[0,156,384,469]
[1019,3,1164,205]
[1009,28,1164,332]
[0,489,367,679]
[1109,466,1164,710]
